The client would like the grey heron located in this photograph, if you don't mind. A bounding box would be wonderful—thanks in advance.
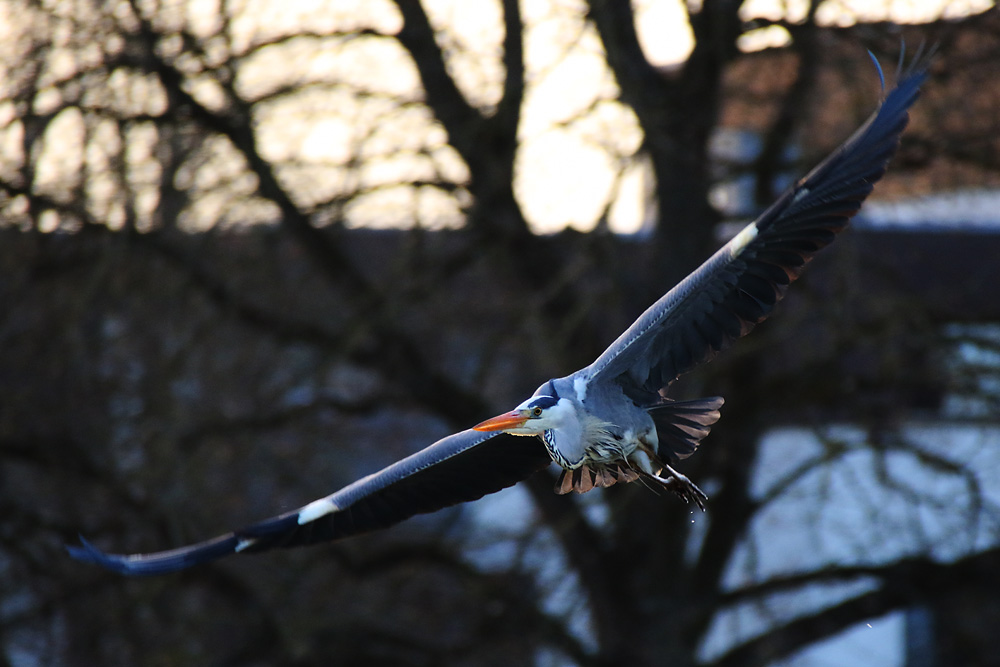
[68,55,928,575]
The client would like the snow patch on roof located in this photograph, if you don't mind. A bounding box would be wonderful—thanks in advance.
[858,188,1000,231]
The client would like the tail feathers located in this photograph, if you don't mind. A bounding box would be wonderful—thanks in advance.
[647,396,724,462]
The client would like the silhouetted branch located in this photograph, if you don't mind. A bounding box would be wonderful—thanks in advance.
[392,0,530,239]
[712,548,1000,667]
[752,1,822,207]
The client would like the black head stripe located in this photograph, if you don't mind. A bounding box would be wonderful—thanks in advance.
[529,395,559,410]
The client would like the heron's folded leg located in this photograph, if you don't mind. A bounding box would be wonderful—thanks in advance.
[646,464,708,510]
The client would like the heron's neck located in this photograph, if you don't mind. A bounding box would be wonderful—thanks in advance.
[540,398,591,468]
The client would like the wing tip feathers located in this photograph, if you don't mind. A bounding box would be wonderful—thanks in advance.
[66,533,240,576]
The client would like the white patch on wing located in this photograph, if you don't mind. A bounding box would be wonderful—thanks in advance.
[728,223,758,257]
[573,376,588,402]
[297,497,340,524]
[234,538,257,552]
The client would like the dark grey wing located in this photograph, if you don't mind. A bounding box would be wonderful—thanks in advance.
[67,429,551,576]
[585,58,928,396]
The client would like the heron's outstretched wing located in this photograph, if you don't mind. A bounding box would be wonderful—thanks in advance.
[67,429,550,575]
[585,57,928,396]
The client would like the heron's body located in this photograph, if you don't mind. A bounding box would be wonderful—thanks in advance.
[527,377,648,473]
[479,376,721,501]
[68,53,930,576]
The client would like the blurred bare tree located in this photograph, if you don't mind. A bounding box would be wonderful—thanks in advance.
[2,1,1000,665]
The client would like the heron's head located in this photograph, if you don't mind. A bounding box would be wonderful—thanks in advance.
[473,395,569,436]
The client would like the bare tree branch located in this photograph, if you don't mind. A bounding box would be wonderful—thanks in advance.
[752,1,822,207]
[712,547,1000,667]
[392,0,529,239]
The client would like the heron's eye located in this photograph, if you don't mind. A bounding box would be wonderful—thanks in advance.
[531,407,543,418]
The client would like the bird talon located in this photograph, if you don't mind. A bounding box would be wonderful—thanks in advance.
[654,470,708,510]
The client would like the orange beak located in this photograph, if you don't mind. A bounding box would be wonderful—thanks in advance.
[472,410,529,432]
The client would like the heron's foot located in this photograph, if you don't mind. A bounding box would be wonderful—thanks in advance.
[652,467,708,510]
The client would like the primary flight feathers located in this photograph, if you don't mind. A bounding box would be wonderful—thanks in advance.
[69,53,929,576]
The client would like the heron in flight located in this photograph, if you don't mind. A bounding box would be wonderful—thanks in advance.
[69,56,928,575]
